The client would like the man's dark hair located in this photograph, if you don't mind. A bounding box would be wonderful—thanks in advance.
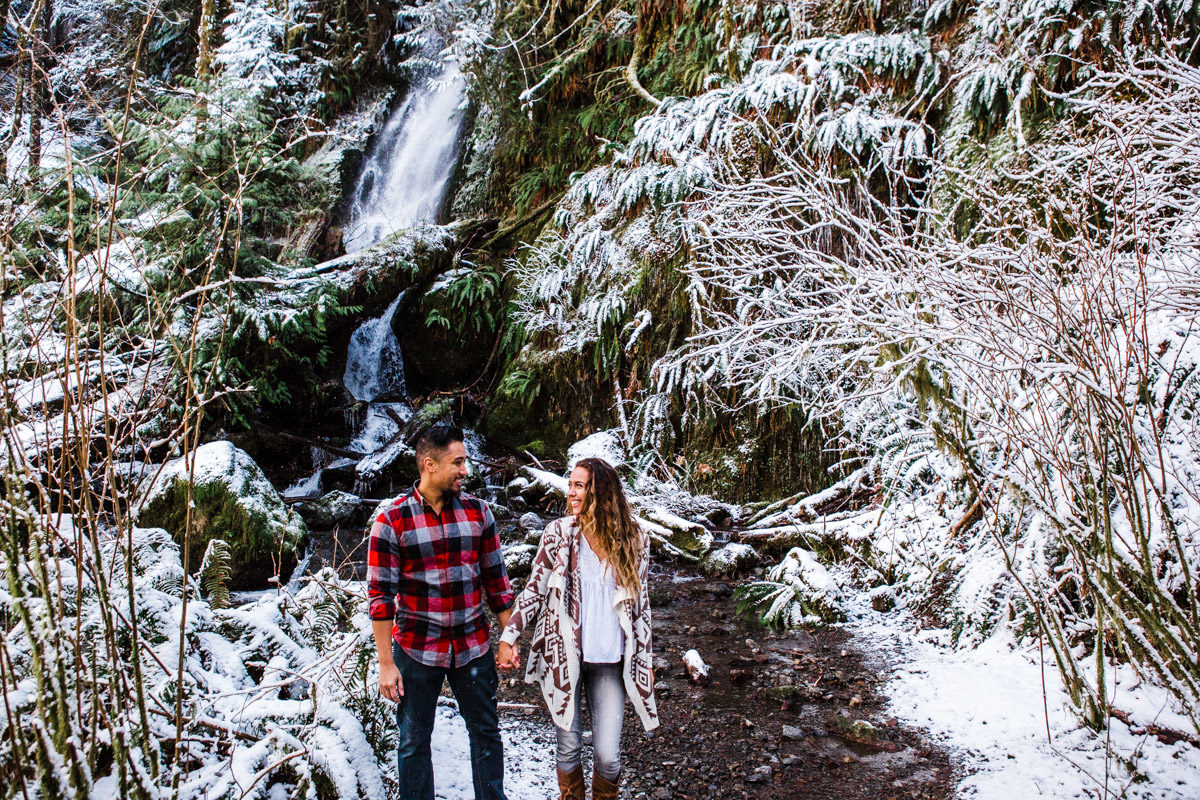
[415,424,465,467]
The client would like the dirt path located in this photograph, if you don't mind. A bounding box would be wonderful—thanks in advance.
[309,522,957,799]
[496,563,956,800]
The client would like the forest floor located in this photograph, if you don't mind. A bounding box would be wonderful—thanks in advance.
[314,525,957,799]
[493,563,956,800]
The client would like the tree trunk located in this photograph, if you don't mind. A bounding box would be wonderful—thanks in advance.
[26,0,50,186]
[196,0,217,80]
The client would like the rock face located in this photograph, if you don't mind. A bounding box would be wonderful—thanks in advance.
[135,442,306,585]
[392,267,496,391]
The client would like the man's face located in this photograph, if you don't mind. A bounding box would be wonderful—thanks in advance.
[424,440,469,496]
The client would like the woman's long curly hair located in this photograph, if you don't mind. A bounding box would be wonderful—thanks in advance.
[574,457,644,595]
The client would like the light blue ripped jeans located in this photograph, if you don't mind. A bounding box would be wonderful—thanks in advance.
[556,662,626,782]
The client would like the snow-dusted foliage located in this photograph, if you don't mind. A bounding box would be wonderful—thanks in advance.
[0,515,393,799]
[736,546,843,625]
[674,49,1200,740]
[504,21,937,462]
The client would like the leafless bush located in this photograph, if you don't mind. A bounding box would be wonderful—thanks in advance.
[655,51,1200,733]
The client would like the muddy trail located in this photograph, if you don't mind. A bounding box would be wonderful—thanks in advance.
[310,520,957,800]
[496,563,956,800]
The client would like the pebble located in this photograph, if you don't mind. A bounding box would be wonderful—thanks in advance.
[745,765,773,783]
[782,724,803,740]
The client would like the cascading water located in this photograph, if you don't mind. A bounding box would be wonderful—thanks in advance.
[288,59,468,501]
[343,291,407,403]
[343,64,468,253]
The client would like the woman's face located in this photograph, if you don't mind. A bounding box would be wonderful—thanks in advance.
[567,466,590,517]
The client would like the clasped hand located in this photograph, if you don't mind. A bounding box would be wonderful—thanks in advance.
[496,641,521,670]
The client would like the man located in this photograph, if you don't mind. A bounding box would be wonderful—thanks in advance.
[368,424,513,800]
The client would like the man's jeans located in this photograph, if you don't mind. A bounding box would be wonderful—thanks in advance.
[555,661,626,782]
[393,643,506,800]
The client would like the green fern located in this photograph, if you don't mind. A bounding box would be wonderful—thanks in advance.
[199,539,233,610]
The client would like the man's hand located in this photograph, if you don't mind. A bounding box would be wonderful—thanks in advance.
[379,660,404,702]
[496,641,520,671]
[372,618,404,702]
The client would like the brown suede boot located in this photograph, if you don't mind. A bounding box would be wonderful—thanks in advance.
[592,771,619,800]
[557,767,584,800]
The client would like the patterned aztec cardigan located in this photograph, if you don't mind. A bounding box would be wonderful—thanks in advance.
[499,515,659,732]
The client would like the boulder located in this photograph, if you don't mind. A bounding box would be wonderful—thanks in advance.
[701,543,761,578]
[503,543,537,580]
[518,512,544,536]
[567,430,626,469]
[134,441,306,586]
[298,490,360,529]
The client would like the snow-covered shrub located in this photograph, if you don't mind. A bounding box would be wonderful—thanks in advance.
[0,511,394,800]
[736,546,844,625]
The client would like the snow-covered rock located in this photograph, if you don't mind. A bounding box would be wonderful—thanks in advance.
[701,542,761,577]
[503,543,537,580]
[567,430,626,469]
[298,490,360,529]
[134,441,306,579]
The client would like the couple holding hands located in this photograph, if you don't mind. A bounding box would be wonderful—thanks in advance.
[367,425,658,800]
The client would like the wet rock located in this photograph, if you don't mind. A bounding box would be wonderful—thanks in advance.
[745,765,772,783]
[491,503,515,521]
[320,459,359,494]
[297,490,359,529]
[702,506,734,528]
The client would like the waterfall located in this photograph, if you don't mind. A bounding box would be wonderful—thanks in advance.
[343,63,467,252]
[299,59,470,502]
[343,291,407,402]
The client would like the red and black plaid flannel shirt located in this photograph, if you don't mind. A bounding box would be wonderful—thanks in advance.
[367,485,513,668]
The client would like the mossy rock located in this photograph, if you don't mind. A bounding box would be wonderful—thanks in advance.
[135,441,306,587]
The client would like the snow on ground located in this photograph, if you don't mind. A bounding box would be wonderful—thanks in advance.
[846,593,1200,800]
[429,702,558,798]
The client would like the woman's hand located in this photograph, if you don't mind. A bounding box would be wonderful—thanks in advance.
[496,641,521,670]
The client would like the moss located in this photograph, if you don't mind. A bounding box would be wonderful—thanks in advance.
[137,480,301,587]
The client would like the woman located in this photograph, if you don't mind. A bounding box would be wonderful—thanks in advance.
[496,457,658,800]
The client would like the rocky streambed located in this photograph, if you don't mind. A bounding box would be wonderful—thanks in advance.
[301,492,955,800]
[490,562,956,800]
